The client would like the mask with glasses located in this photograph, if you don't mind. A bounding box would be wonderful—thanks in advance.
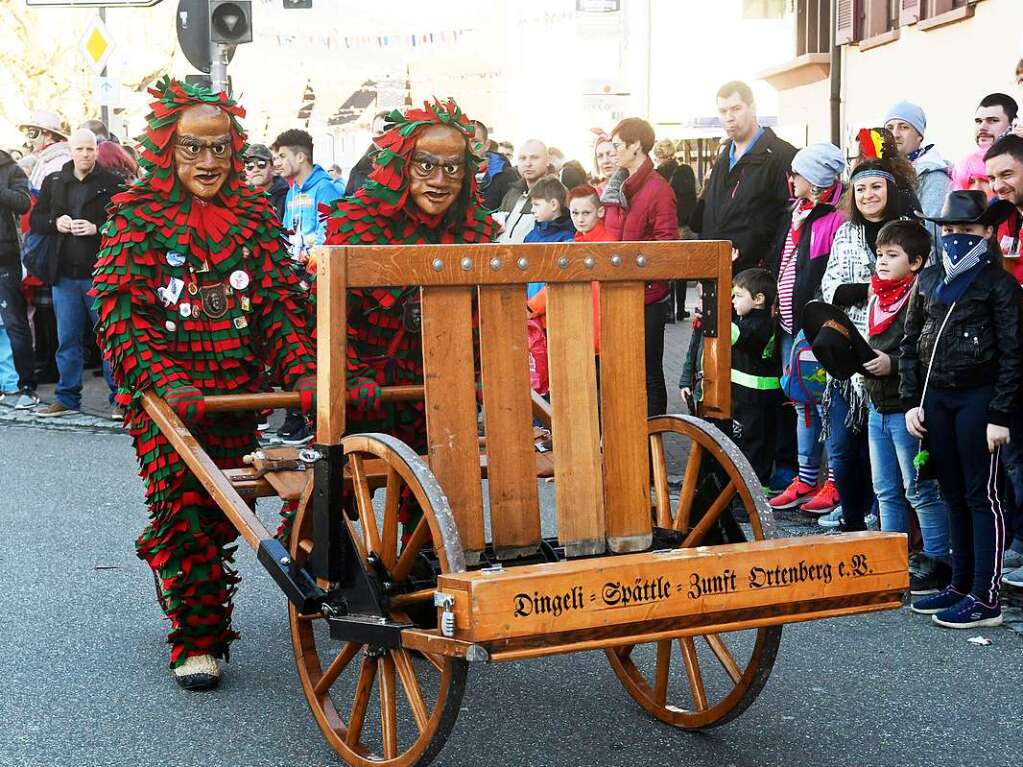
[175,137,232,160]
[245,159,269,170]
[409,152,465,180]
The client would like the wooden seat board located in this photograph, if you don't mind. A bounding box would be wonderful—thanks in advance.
[420,286,486,562]
[545,282,606,557]
[477,285,542,559]
[598,282,652,552]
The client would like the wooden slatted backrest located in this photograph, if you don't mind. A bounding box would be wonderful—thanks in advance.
[316,241,733,559]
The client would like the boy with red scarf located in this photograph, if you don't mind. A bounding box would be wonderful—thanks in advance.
[861,220,950,594]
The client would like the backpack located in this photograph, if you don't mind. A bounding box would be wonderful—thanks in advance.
[780,329,826,404]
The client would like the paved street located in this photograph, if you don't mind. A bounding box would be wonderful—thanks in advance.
[2,319,1022,767]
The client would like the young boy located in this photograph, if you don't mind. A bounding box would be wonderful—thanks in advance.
[525,176,575,297]
[730,268,782,485]
[861,220,950,594]
[528,185,603,347]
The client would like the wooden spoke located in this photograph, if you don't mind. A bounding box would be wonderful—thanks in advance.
[388,588,436,611]
[346,654,378,747]
[380,467,401,569]
[394,649,430,734]
[653,640,671,705]
[349,454,383,556]
[290,432,469,766]
[606,415,782,732]
[392,517,430,582]
[650,434,672,529]
[673,442,703,533]
[344,515,369,563]
[680,481,735,548]
[313,641,361,697]
[704,634,743,685]
[379,655,399,759]
[678,637,708,712]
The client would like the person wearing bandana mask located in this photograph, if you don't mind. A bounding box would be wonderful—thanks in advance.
[321,99,497,535]
[92,79,317,689]
[901,190,1021,629]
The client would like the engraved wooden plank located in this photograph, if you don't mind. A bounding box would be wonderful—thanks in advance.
[420,286,485,562]
[599,282,651,552]
[477,286,542,559]
[436,533,909,643]
[315,247,347,445]
[700,241,733,420]
[546,282,605,556]
[341,241,729,288]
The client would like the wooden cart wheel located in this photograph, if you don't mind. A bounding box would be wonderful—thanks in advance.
[289,433,468,767]
[606,414,782,730]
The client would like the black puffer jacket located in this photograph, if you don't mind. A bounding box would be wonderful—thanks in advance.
[0,150,32,269]
[899,262,1023,426]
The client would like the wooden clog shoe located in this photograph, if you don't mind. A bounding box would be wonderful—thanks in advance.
[174,654,220,691]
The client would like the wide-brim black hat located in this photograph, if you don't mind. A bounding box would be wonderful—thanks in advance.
[801,300,878,380]
[922,190,1015,227]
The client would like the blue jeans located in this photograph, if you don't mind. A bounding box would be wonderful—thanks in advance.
[779,331,823,475]
[868,404,950,558]
[52,276,115,409]
[0,321,18,392]
[827,385,874,529]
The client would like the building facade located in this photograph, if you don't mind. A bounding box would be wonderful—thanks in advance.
[761,0,1022,160]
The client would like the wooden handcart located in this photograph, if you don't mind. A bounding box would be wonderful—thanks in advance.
[142,240,908,766]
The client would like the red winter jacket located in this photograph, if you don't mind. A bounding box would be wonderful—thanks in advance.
[602,157,676,303]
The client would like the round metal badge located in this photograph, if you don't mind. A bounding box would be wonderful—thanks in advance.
[229,270,250,290]
[166,252,186,268]
[164,320,176,332]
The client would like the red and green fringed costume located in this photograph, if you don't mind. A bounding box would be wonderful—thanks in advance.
[323,99,497,456]
[93,78,316,667]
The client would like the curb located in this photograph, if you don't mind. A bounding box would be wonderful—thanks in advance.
[0,405,128,435]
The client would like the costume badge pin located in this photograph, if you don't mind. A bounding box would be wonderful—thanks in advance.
[233,316,248,330]
[179,303,192,318]
[229,270,250,290]
[165,251,186,268]
[187,282,199,296]
[200,283,229,319]
[164,320,176,332]
[164,277,184,304]
[240,296,251,311]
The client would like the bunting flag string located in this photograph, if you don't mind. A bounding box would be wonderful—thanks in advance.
[271,27,473,50]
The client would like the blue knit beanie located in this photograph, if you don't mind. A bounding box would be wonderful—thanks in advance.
[883,101,927,138]
[791,143,846,188]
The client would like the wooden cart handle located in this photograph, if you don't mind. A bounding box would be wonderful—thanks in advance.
[202,385,426,413]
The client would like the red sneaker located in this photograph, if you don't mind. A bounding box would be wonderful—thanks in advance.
[800,480,840,515]
[768,478,816,509]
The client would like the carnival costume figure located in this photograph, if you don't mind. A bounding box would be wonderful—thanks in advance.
[322,99,497,466]
[93,79,316,689]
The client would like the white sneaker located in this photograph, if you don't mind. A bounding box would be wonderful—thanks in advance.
[173,654,220,690]
[818,506,843,528]
[13,390,39,410]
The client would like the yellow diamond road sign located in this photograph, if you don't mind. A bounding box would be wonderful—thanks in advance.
[80,17,115,75]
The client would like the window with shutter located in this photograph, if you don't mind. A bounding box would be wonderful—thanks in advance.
[899,0,920,24]
[835,0,860,44]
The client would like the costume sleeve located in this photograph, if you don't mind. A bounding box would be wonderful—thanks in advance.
[987,274,1023,426]
[0,164,31,215]
[821,223,853,304]
[92,221,200,401]
[652,186,679,241]
[29,173,59,234]
[898,281,925,410]
[251,238,317,389]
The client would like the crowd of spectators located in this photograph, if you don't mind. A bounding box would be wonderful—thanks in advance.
[4,63,1023,630]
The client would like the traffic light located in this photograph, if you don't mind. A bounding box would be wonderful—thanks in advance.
[176,0,239,73]
[210,0,252,44]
